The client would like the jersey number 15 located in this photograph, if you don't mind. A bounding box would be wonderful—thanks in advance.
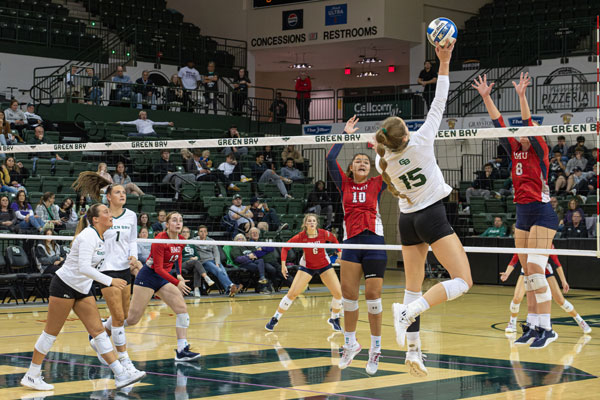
[398,167,427,189]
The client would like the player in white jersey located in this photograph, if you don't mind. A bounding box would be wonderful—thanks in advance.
[21,204,146,392]
[374,43,473,377]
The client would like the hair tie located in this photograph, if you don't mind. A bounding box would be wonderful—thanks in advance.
[381,128,388,135]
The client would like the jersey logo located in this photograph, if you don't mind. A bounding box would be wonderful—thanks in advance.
[398,158,410,166]
[513,152,529,159]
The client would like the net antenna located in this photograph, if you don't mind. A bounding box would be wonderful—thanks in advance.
[596,14,599,258]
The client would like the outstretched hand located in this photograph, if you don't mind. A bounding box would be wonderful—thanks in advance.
[344,115,359,134]
[435,42,454,63]
[472,74,495,97]
[512,72,531,97]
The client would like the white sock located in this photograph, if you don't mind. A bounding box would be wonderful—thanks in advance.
[331,311,340,319]
[370,335,381,352]
[526,313,538,327]
[344,331,357,347]
[177,339,189,352]
[539,314,551,330]
[117,351,129,360]
[574,314,583,324]
[28,362,42,377]
[109,360,125,376]
[407,332,420,352]
[273,311,282,320]
[510,316,517,326]
[407,297,430,318]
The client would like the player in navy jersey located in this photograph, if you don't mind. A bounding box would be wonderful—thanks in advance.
[474,72,559,348]
[327,117,387,375]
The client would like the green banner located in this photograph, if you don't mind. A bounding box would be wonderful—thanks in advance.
[343,99,412,121]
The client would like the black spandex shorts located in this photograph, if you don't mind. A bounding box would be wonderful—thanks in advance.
[97,269,132,289]
[49,275,92,300]
[362,259,387,279]
[399,200,455,246]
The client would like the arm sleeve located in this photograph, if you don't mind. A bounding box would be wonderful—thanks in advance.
[508,253,519,267]
[413,75,449,145]
[150,243,180,286]
[152,121,171,126]
[529,135,548,162]
[327,144,345,192]
[78,238,113,287]
[119,121,137,125]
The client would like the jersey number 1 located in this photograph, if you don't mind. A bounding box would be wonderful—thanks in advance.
[116,232,120,242]
[398,167,427,189]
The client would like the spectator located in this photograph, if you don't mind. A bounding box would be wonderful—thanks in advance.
[23,103,44,128]
[97,162,113,184]
[157,150,196,200]
[187,149,239,193]
[230,233,269,288]
[83,67,102,105]
[251,153,292,198]
[178,60,201,112]
[281,145,304,172]
[11,190,44,232]
[229,194,254,233]
[567,135,588,158]
[180,226,214,297]
[563,198,585,226]
[418,60,438,110]
[199,150,212,168]
[217,153,245,182]
[151,209,167,233]
[295,71,311,124]
[551,135,568,162]
[249,197,287,232]
[498,177,513,198]
[76,193,89,217]
[576,163,598,197]
[550,196,564,225]
[0,195,17,232]
[194,225,243,297]
[65,65,82,101]
[35,228,65,274]
[0,159,20,194]
[58,198,78,230]
[566,167,586,196]
[0,110,23,157]
[222,125,249,158]
[118,110,173,137]
[113,161,145,196]
[27,126,62,172]
[465,163,498,204]
[137,227,152,267]
[263,145,276,168]
[549,150,567,192]
[232,67,251,116]
[135,70,157,110]
[35,192,64,232]
[203,61,219,114]
[306,180,333,229]
[137,212,154,236]
[565,147,588,175]
[180,148,193,163]
[111,65,133,104]
[480,216,507,237]
[269,92,287,123]
[4,99,27,133]
[247,227,286,291]
[586,148,598,171]
[280,158,305,182]
[562,211,588,238]
[167,74,185,108]
[3,157,29,191]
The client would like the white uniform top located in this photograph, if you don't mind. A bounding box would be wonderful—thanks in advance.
[102,208,138,272]
[56,226,113,294]
[376,75,452,213]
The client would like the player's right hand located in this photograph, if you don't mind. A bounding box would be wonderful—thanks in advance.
[177,280,191,295]
[111,278,127,289]
[435,42,454,63]
[499,271,509,282]
[281,264,288,279]
[472,74,494,97]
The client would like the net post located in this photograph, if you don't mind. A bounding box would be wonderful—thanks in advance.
[596,15,599,258]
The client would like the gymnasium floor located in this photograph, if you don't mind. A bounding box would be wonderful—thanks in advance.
[0,269,598,399]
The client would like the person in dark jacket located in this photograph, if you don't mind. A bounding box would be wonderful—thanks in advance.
[158,150,196,200]
[231,68,251,116]
[249,197,287,232]
[465,163,498,204]
[135,70,157,110]
[151,209,167,233]
[35,228,65,274]
[306,180,333,229]
[561,211,588,238]
[0,195,17,232]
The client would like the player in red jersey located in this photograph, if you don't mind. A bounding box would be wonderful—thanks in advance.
[103,211,201,362]
[327,115,387,375]
[264,214,342,332]
[474,72,559,348]
[500,245,591,334]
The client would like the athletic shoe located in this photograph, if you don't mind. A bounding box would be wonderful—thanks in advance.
[174,345,201,362]
[505,321,517,334]
[530,328,558,349]
[365,350,381,375]
[265,317,279,332]
[327,318,342,332]
[258,276,268,284]
[229,283,243,297]
[338,342,361,369]
[514,324,538,346]
[392,303,415,347]
[578,320,592,334]
[193,288,201,298]
[204,276,215,286]
[20,374,54,391]
[115,369,146,390]
[405,350,428,377]
[89,336,109,366]
[119,357,139,374]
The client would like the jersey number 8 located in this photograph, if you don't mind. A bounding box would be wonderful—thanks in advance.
[515,162,523,176]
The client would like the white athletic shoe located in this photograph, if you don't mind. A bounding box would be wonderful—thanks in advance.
[338,342,361,369]
[89,337,109,366]
[119,357,139,374]
[505,321,517,334]
[21,374,54,391]
[204,276,215,286]
[405,350,428,377]
[578,320,592,334]
[392,303,415,347]
[365,350,381,375]
[115,369,146,390]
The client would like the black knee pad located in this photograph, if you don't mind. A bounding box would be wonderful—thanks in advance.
[362,259,386,279]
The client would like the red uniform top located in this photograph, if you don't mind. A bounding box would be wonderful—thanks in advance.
[494,116,550,204]
[295,77,311,99]
[281,229,340,269]
[148,231,185,286]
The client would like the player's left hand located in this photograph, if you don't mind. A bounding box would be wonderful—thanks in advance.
[562,281,570,293]
[344,115,359,134]
[511,72,531,97]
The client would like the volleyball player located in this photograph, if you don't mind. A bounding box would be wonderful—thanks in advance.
[21,204,146,391]
[327,119,388,375]
[501,247,591,334]
[265,214,342,332]
[375,43,473,377]
[474,72,559,348]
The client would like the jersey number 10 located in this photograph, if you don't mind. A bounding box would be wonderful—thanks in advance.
[352,192,366,203]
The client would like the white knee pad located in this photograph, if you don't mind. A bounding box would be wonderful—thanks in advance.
[535,286,552,303]
[561,300,574,313]
[279,296,293,311]
[527,254,549,270]
[175,313,190,329]
[34,331,56,355]
[403,290,422,304]
[510,301,521,314]
[441,278,469,301]
[331,297,342,311]
[527,273,548,291]
[112,325,126,347]
[342,298,359,312]
[366,298,382,314]
[94,332,114,355]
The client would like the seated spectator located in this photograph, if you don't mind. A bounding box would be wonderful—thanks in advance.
[549,150,567,192]
[76,194,89,217]
[306,180,333,229]
[137,227,152,267]
[58,198,78,230]
[3,157,29,191]
[199,150,212,168]
[27,126,63,172]
[167,74,184,107]
[65,65,83,101]
[138,213,154,236]
[4,99,27,133]
[135,70,157,110]
[35,228,65,274]
[585,147,598,171]
[230,233,271,291]
[0,195,17,232]
[0,160,20,194]
[35,192,65,232]
[111,65,133,104]
[11,190,44,232]
[480,216,507,237]
[180,226,214,297]
[551,135,568,162]
[83,67,102,105]
[194,225,243,297]
[118,111,174,137]
[567,135,588,158]
[498,177,513,198]
[263,145,276,168]
[565,148,587,175]
[222,126,249,158]
[24,103,44,128]
[465,163,498,204]
[0,110,23,156]
[576,163,598,197]
[187,149,239,193]
[151,209,167,233]
[97,162,113,184]
[247,227,289,291]
[158,150,196,200]
[280,158,305,182]
[563,199,585,226]
[113,161,145,196]
[269,92,287,123]
[550,196,564,227]
[251,153,292,199]
[565,167,586,196]
[562,211,588,238]
[217,153,245,182]
[281,145,305,172]
[229,194,254,233]
[249,197,287,232]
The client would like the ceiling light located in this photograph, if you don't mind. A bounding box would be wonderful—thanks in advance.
[357,57,382,64]
[356,71,379,78]
[289,63,312,69]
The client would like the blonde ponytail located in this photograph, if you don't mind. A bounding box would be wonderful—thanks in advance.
[72,171,112,201]
[375,117,412,204]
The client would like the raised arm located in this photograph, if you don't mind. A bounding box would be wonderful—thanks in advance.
[512,72,532,123]
[472,74,501,121]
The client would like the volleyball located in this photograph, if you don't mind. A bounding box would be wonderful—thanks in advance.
[426,17,457,47]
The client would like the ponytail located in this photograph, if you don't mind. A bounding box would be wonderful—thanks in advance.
[375,117,412,204]
[72,171,112,201]
[72,203,104,243]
